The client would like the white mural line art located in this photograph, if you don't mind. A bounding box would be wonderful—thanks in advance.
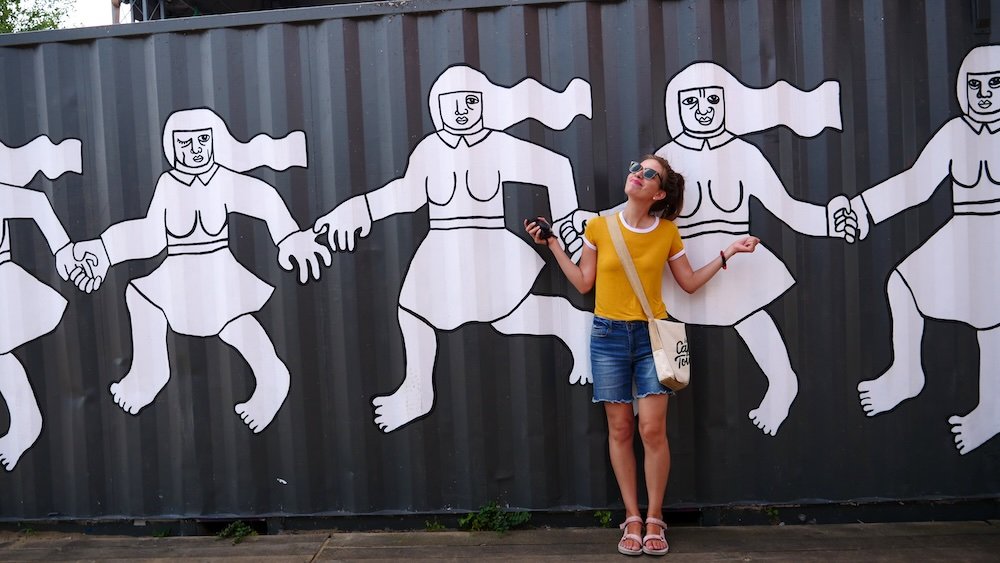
[0,135,82,471]
[313,65,594,433]
[831,45,1000,455]
[69,108,330,434]
[564,62,852,436]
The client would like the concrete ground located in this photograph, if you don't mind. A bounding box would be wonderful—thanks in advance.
[1,520,998,562]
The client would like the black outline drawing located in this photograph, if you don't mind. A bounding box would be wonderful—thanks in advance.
[0,135,82,471]
[837,45,1000,455]
[69,108,330,434]
[313,64,594,433]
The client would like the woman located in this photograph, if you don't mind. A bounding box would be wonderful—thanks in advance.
[526,155,758,556]
[71,107,329,433]
[314,65,595,433]
[0,135,81,471]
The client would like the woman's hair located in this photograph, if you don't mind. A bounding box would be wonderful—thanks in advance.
[644,154,685,220]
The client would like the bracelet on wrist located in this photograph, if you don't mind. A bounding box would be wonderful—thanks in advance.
[720,250,727,270]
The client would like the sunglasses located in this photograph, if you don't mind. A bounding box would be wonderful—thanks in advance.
[629,161,661,181]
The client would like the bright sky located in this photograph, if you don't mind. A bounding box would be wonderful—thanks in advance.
[65,0,117,28]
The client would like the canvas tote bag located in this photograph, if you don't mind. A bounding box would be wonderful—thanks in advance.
[606,216,690,391]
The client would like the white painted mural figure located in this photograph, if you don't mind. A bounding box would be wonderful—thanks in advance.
[563,62,853,436]
[69,108,330,433]
[0,136,83,470]
[832,45,1000,455]
[313,65,594,433]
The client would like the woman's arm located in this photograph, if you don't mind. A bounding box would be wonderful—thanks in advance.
[668,236,759,293]
[525,219,596,294]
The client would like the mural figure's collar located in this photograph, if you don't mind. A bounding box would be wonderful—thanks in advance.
[436,127,491,148]
[673,130,735,150]
[169,162,220,186]
[962,115,1000,134]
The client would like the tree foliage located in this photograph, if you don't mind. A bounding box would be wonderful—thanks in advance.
[0,0,73,34]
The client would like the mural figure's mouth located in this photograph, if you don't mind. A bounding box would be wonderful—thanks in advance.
[695,108,715,125]
[978,99,992,109]
[456,116,469,125]
[193,155,205,163]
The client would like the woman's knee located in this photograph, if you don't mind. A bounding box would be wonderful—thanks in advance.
[638,419,667,447]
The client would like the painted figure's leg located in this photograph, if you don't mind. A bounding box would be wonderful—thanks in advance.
[0,354,42,471]
[858,270,925,416]
[110,284,170,415]
[948,327,1000,455]
[734,310,799,436]
[491,294,593,384]
[372,307,437,433]
[218,314,290,433]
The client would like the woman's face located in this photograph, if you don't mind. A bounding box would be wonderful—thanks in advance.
[679,87,725,134]
[438,91,484,131]
[624,158,666,202]
[173,129,213,167]
[967,72,1000,121]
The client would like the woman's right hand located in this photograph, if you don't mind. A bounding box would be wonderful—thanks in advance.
[523,217,557,247]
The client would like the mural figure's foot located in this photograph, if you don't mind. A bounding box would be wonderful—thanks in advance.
[0,418,41,472]
[949,407,1000,455]
[372,381,433,433]
[748,376,797,436]
[858,365,923,416]
[109,369,169,415]
[235,390,284,434]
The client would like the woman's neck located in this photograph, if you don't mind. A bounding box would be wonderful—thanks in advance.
[621,201,656,230]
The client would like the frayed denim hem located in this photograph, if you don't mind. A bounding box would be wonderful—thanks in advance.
[591,397,633,404]
[635,389,673,399]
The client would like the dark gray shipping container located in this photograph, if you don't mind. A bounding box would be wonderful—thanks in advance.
[0,0,998,522]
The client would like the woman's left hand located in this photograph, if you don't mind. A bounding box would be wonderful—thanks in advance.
[728,236,760,255]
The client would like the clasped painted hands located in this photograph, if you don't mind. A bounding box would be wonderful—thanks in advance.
[826,194,872,243]
[56,239,110,293]
[278,230,333,284]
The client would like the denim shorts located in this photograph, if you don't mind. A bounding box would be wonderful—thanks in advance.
[590,316,673,403]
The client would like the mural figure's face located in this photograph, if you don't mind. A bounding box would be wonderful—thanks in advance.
[438,91,484,131]
[967,72,1000,121]
[624,158,666,203]
[679,87,725,134]
[173,129,214,167]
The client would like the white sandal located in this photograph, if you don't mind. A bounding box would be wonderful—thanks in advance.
[617,515,644,556]
[642,516,670,556]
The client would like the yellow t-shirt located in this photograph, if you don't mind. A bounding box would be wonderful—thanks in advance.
[583,213,685,321]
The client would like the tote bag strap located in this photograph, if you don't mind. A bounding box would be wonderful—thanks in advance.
[606,214,656,322]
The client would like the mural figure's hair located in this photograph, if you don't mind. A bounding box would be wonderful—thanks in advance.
[0,136,82,186]
[643,154,685,221]
[956,44,1000,117]
[428,65,592,132]
[664,61,841,139]
[161,108,306,172]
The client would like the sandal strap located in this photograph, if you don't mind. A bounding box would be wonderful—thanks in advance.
[619,515,644,529]
[645,516,668,530]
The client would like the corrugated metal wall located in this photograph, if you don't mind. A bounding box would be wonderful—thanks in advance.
[0,0,998,520]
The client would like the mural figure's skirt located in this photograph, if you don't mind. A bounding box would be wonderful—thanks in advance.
[399,228,544,331]
[132,249,273,337]
[0,262,67,353]
[897,214,999,329]
[662,232,793,325]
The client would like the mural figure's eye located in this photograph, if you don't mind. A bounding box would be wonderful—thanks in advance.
[682,97,697,106]
[465,95,480,105]
[969,79,982,89]
[198,134,211,143]
[178,139,193,148]
[707,95,721,104]
[989,77,1000,88]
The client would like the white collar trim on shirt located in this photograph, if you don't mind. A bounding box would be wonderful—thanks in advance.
[169,163,220,186]
[436,128,492,148]
[672,130,736,150]
[617,211,659,233]
[962,115,1000,134]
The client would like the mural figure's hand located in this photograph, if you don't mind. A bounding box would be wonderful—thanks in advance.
[68,239,110,293]
[313,194,372,253]
[554,209,596,262]
[848,194,872,242]
[826,194,860,243]
[54,243,77,282]
[727,235,760,255]
[278,230,333,284]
